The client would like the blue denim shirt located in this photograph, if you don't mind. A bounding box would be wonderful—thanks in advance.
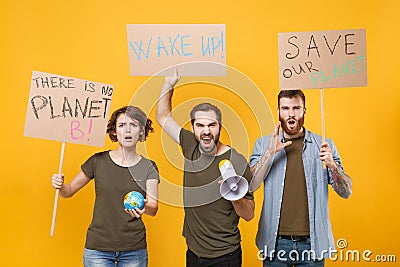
[250,128,343,260]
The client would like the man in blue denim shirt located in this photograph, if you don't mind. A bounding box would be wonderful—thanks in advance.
[249,90,352,266]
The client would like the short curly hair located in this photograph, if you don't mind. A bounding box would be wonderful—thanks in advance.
[106,106,154,142]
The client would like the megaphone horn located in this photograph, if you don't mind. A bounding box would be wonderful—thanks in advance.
[218,160,249,201]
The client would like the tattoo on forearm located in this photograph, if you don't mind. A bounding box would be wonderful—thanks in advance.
[249,151,272,192]
[253,152,270,179]
[332,167,352,198]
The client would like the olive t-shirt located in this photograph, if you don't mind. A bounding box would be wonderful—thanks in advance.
[278,136,310,236]
[81,151,159,251]
[179,128,253,258]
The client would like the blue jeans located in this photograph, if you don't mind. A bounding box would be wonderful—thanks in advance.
[263,237,325,267]
[83,248,148,267]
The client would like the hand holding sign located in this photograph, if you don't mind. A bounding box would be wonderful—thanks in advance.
[278,29,367,168]
[24,71,114,235]
[51,173,64,189]
[163,68,181,90]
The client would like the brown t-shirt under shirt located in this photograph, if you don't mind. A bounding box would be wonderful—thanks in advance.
[179,128,254,258]
[81,151,159,251]
[278,135,310,236]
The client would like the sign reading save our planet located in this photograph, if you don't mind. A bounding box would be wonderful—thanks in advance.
[278,29,367,89]
[24,71,113,147]
[126,24,226,76]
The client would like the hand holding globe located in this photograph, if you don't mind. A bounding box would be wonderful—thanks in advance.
[124,191,145,210]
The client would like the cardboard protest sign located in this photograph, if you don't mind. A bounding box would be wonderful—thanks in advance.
[127,24,226,76]
[24,71,113,147]
[278,29,367,89]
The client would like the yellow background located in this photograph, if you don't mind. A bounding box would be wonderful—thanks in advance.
[1,0,399,266]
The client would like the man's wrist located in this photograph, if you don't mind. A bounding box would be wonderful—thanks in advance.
[329,162,340,174]
[162,84,174,91]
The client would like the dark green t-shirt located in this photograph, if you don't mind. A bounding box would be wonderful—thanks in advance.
[179,128,253,258]
[81,151,159,251]
[279,135,310,236]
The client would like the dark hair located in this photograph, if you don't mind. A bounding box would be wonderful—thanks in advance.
[106,106,154,142]
[278,89,306,107]
[190,103,222,126]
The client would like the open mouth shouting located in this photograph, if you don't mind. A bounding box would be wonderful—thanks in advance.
[200,134,214,146]
[280,115,304,137]
[286,118,297,130]
[199,134,217,154]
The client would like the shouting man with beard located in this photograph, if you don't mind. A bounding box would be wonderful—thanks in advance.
[250,90,352,267]
[156,69,254,267]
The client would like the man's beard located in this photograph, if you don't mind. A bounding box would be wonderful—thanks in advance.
[198,133,220,155]
[279,115,305,136]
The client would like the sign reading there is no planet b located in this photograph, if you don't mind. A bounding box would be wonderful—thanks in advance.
[24,71,114,147]
[127,24,226,76]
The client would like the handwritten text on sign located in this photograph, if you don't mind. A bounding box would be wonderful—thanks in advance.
[278,29,367,89]
[127,24,226,76]
[24,71,113,147]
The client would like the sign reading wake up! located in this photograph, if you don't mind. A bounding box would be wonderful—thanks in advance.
[278,29,367,89]
[24,71,113,147]
[127,24,226,76]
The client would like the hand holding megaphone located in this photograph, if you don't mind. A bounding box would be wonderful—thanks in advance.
[219,160,249,201]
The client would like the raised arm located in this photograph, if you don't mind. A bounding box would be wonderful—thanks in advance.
[156,69,182,144]
[320,142,352,199]
[249,122,292,192]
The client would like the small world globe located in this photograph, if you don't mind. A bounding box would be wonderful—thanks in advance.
[123,191,145,210]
